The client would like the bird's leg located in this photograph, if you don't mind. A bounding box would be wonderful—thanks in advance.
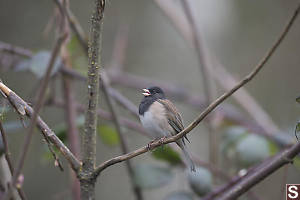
[147,139,156,151]
[158,136,167,145]
[147,136,168,151]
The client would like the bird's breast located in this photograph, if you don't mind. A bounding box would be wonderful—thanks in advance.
[139,101,171,139]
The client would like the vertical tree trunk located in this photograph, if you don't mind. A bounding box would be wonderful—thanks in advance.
[80,0,105,199]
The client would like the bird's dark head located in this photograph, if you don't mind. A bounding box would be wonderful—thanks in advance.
[142,86,165,99]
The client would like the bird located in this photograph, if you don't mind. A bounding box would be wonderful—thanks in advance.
[139,86,195,171]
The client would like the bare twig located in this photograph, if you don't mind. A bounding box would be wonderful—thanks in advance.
[52,0,88,53]
[6,34,68,198]
[0,41,33,58]
[152,0,285,142]
[55,0,81,198]
[101,75,143,200]
[93,0,297,178]
[0,82,81,171]
[0,121,27,200]
[180,0,219,168]
[217,145,298,200]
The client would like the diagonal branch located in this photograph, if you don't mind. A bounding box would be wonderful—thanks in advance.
[0,82,81,172]
[7,33,68,195]
[93,1,298,177]
[101,75,143,200]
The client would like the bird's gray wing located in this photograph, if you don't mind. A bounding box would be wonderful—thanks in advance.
[158,99,190,144]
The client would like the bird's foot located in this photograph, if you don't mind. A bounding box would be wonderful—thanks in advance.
[147,139,156,151]
[158,136,167,145]
[147,137,167,151]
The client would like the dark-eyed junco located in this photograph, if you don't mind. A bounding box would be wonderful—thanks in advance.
[139,86,195,171]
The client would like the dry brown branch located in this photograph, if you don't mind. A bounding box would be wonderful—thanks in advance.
[0,82,81,171]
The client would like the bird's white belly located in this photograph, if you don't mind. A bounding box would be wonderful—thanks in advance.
[139,111,167,139]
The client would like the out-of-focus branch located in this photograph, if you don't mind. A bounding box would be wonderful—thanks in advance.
[101,75,143,200]
[94,16,283,174]
[152,0,285,142]
[180,0,219,168]
[0,41,33,58]
[52,0,88,52]
[0,40,294,147]
[5,33,68,199]
[213,62,280,134]
[55,0,81,198]
[217,145,298,200]
[48,98,148,136]
[0,121,27,200]
[0,82,81,172]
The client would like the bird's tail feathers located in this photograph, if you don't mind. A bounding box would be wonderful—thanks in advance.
[181,145,195,172]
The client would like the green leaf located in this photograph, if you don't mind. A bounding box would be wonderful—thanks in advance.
[268,140,279,156]
[293,157,300,170]
[52,124,67,142]
[236,134,270,167]
[221,126,248,154]
[29,51,61,78]
[133,163,173,189]
[164,192,194,200]
[152,146,182,165]
[67,35,87,76]
[296,96,300,104]
[295,122,300,140]
[97,125,119,146]
[186,167,212,197]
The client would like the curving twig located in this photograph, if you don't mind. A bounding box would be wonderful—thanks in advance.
[0,82,81,172]
[92,1,298,180]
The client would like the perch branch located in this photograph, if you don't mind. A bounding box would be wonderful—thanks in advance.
[93,0,296,177]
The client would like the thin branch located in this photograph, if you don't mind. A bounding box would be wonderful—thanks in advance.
[180,0,219,168]
[101,75,143,200]
[52,0,88,53]
[152,0,285,142]
[6,34,68,197]
[0,82,81,171]
[0,121,27,200]
[93,0,297,177]
[49,98,148,136]
[217,145,298,199]
[0,41,294,147]
[0,41,33,58]
[55,0,82,197]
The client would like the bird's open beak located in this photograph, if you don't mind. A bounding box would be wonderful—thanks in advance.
[142,89,150,96]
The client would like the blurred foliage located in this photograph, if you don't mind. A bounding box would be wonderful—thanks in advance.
[97,124,120,146]
[222,126,271,168]
[67,35,87,75]
[186,167,212,197]
[236,134,270,167]
[133,163,173,189]
[16,51,62,78]
[151,145,182,166]
[164,192,194,200]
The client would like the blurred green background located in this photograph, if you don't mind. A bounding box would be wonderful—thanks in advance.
[1,0,300,199]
